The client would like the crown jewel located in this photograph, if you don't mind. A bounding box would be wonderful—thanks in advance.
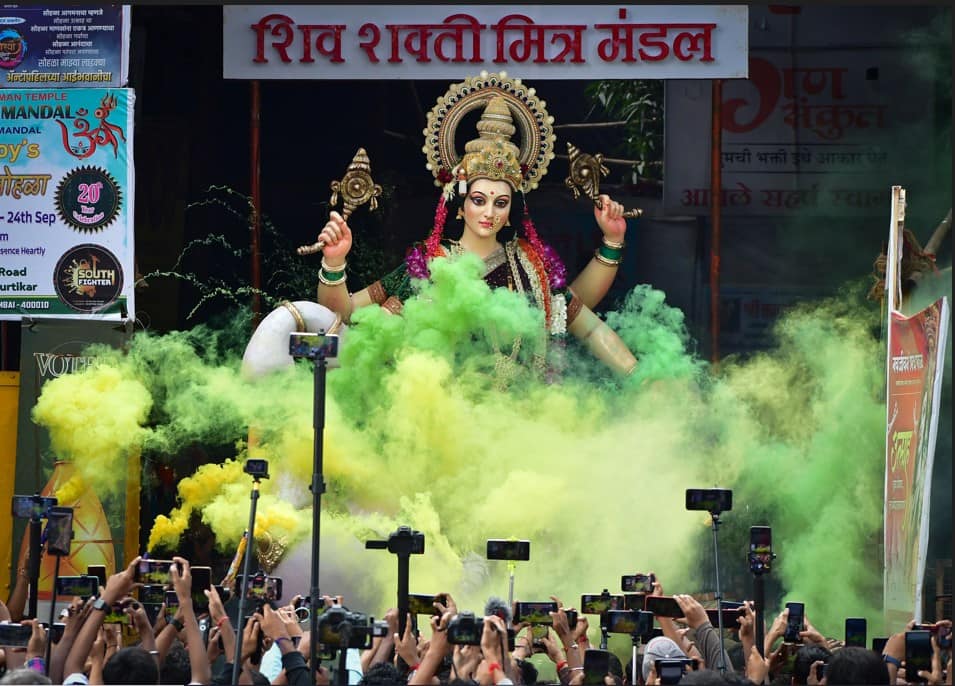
[457,97,523,191]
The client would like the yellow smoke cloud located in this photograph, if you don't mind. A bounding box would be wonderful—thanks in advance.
[32,364,152,500]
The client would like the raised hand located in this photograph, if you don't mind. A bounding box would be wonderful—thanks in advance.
[594,194,627,244]
[318,211,353,265]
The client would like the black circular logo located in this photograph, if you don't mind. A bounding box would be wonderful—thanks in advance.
[55,166,122,233]
[53,244,124,313]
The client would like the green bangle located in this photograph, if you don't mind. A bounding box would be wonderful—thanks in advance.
[319,268,347,285]
[594,248,622,266]
[597,244,623,261]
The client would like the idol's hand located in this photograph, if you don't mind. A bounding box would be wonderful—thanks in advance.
[319,211,353,265]
[594,194,627,243]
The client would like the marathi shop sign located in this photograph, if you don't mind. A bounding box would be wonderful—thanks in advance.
[0,88,135,320]
[0,6,129,88]
[223,5,749,79]
[664,46,940,216]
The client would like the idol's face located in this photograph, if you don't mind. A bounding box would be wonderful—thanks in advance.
[462,179,512,241]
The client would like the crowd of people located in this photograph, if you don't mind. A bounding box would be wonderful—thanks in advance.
[1,555,950,686]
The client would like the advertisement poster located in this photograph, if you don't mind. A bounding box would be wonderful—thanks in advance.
[0,5,129,89]
[883,298,949,626]
[0,87,135,320]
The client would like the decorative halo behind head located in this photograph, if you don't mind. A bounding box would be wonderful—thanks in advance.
[423,71,556,194]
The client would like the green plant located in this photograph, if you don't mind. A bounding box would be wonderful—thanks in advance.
[585,79,665,182]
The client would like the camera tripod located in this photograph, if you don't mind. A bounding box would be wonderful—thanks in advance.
[365,526,425,637]
[707,510,728,673]
[749,549,774,656]
[232,463,269,686]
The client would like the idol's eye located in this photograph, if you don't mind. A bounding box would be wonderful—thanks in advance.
[494,197,510,208]
[469,195,485,207]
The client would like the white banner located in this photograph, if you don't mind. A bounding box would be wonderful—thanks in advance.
[223,5,748,80]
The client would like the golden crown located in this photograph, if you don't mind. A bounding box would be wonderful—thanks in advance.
[423,72,556,194]
[457,97,523,190]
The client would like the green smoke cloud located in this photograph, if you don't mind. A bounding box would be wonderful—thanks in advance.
[31,254,893,644]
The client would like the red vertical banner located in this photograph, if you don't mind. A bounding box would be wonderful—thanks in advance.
[883,298,949,626]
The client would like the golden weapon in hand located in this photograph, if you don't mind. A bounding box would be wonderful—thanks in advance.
[297,147,383,255]
[564,142,642,219]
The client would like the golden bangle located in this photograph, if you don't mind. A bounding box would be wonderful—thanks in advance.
[601,237,625,250]
[320,257,347,273]
[318,270,347,286]
[279,301,307,332]
[593,249,621,266]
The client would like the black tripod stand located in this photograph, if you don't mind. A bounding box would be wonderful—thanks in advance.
[748,526,775,656]
[289,331,339,681]
[707,511,729,673]
[42,506,74,676]
[365,527,425,638]
[686,488,733,674]
[232,460,269,686]
[627,612,654,686]
[27,510,43,619]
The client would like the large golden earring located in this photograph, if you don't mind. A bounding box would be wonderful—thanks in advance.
[456,207,464,220]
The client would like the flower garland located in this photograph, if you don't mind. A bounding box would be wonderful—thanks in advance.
[520,197,566,290]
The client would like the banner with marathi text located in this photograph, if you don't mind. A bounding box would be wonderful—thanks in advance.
[0,87,135,320]
[883,297,949,625]
[223,5,748,80]
[0,5,129,89]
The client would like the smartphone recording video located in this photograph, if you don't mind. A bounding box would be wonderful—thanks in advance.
[11,495,57,519]
[138,584,166,605]
[749,526,773,574]
[905,630,932,681]
[583,649,612,686]
[685,488,732,513]
[134,559,178,585]
[289,332,339,360]
[44,623,66,644]
[705,603,745,628]
[604,610,652,637]
[55,575,99,599]
[621,593,646,612]
[103,604,131,625]
[644,595,684,619]
[783,602,805,643]
[165,590,180,623]
[486,539,530,561]
[580,593,623,615]
[237,573,283,603]
[621,573,654,593]
[44,506,74,556]
[87,565,108,588]
[514,601,557,625]
[0,623,33,647]
[656,659,689,686]
[845,618,867,648]
[191,566,212,614]
[408,593,442,616]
